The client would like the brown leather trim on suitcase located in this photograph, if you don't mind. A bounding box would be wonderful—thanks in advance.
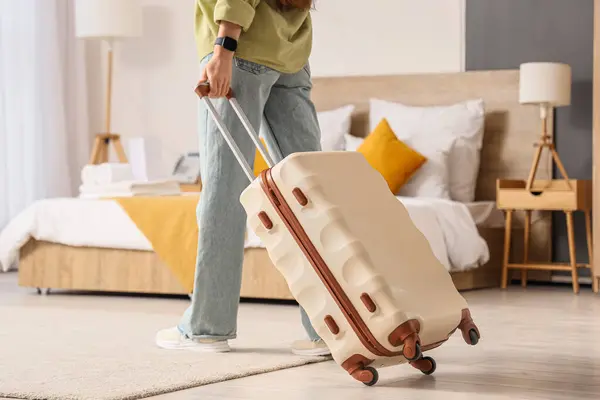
[360,293,377,313]
[292,188,309,206]
[258,211,273,230]
[324,315,340,335]
[260,170,403,358]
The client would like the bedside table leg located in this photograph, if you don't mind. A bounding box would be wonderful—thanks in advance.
[522,211,531,288]
[566,211,580,294]
[501,210,513,289]
[585,211,598,293]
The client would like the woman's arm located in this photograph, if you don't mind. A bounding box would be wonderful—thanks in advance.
[217,21,242,42]
[202,0,260,97]
[202,21,242,97]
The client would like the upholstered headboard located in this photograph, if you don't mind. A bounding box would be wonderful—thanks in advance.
[311,70,552,261]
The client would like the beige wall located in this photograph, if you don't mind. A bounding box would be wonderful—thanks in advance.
[86,0,465,179]
[310,0,465,77]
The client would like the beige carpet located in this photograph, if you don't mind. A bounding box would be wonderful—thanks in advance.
[0,291,327,400]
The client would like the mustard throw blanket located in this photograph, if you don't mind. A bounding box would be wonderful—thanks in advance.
[115,196,200,292]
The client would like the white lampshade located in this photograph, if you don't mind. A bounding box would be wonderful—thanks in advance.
[75,0,142,40]
[519,62,572,107]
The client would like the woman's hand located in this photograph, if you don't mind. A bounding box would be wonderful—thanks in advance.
[201,21,241,98]
[201,48,234,98]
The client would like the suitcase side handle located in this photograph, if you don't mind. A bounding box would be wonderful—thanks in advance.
[194,81,275,183]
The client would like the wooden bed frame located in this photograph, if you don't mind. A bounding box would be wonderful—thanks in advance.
[19,228,506,298]
[18,70,553,299]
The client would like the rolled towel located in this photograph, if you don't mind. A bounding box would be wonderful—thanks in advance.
[81,163,134,186]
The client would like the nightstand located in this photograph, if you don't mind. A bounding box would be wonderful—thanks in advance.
[179,181,202,193]
[496,179,597,294]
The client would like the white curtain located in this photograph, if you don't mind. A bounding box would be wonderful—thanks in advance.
[0,0,89,229]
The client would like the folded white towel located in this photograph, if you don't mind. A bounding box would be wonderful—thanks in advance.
[81,163,135,186]
[78,180,181,199]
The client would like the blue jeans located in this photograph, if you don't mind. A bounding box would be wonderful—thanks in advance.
[178,55,322,342]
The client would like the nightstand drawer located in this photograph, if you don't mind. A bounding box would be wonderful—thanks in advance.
[496,179,592,211]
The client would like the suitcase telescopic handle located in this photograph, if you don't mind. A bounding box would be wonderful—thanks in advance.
[195,81,275,182]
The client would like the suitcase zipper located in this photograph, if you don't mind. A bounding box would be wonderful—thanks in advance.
[260,170,403,358]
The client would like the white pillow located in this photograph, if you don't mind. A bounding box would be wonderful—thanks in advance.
[369,99,485,202]
[344,133,364,152]
[397,141,452,199]
[317,105,355,151]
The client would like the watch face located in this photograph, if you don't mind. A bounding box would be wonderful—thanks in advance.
[225,37,237,51]
[216,36,237,52]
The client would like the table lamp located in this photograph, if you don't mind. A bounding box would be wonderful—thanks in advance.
[519,62,572,190]
[75,0,143,164]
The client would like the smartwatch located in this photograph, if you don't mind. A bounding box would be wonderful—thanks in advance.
[215,36,238,52]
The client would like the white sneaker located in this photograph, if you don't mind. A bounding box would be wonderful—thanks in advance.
[291,339,331,356]
[155,327,231,353]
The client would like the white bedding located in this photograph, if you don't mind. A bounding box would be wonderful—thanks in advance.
[0,197,490,273]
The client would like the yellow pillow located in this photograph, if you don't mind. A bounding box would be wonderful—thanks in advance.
[357,119,427,193]
[253,139,270,176]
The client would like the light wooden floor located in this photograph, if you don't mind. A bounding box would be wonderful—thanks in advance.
[1,272,599,400]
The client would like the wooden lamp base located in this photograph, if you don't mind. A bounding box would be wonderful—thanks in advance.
[87,44,129,166]
[526,108,572,191]
[89,133,128,165]
[526,136,572,191]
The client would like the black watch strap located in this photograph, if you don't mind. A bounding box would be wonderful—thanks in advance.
[215,36,238,52]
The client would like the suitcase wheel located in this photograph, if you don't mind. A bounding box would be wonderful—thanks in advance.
[402,337,422,361]
[468,329,480,346]
[458,308,480,346]
[410,356,436,376]
[357,366,379,387]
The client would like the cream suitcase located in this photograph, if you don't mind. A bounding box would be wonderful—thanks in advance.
[197,84,481,386]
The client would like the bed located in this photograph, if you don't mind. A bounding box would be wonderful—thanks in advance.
[1,70,553,299]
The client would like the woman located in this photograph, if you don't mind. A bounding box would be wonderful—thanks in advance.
[155,0,330,356]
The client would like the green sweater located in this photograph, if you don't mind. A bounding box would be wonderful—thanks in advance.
[195,0,312,74]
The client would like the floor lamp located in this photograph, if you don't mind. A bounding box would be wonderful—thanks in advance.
[75,0,143,165]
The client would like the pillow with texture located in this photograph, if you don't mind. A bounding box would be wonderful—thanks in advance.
[369,98,485,202]
[317,105,355,151]
[357,119,427,194]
